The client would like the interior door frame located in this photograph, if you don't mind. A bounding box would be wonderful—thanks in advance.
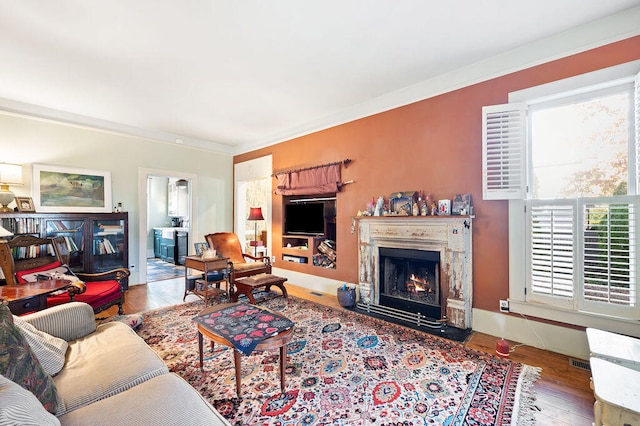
[137,167,198,283]
[234,155,272,258]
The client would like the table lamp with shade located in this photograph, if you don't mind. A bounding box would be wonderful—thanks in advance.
[247,207,264,257]
[0,163,23,213]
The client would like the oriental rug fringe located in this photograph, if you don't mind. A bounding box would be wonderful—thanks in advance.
[132,295,540,425]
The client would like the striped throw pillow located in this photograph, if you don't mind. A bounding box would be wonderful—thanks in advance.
[12,316,68,376]
[0,374,60,425]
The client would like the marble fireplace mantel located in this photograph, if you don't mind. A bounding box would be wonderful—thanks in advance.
[356,216,473,329]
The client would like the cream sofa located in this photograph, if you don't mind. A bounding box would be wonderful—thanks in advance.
[1,302,230,426]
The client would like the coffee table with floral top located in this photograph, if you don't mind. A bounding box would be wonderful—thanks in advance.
[193,302,294,398]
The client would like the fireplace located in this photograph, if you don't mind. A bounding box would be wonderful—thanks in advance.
[356,216,472,330]
[379,247,441,320]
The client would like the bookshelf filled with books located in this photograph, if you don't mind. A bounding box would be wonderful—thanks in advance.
[0,212,128,286]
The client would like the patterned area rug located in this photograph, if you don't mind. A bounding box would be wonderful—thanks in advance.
[146,258,185,282]
[134,296,540,425]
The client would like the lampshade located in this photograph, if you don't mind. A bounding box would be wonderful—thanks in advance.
[0,163,23,185]
[247,207,264,221]
[0,225,13,238]
[0,163,23,213]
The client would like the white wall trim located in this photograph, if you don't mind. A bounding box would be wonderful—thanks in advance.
[472,308,590,359]
[0,100,234,154]
[272,267,347,297]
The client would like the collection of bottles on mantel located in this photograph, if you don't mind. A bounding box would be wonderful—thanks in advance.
[357,191,472,217]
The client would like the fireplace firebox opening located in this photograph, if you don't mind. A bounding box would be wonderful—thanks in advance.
[379,247,442,321]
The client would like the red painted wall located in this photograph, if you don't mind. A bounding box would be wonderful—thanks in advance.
[235,36,640,314]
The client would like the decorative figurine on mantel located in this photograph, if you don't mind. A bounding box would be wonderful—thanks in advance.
[374,196,384,216]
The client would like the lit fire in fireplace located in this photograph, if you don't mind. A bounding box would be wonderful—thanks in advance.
[408,274,433,294]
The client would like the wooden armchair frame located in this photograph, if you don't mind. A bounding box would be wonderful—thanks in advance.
[0,235,129,314]
[204,232,271,295]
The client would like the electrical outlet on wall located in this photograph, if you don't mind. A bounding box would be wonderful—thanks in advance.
[499,300,509,312]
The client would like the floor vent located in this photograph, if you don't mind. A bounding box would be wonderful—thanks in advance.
[569,358,591,371]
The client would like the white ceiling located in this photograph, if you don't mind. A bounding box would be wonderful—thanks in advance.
[1,1,639,154]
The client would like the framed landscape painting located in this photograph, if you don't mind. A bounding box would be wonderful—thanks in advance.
[32,164,112,213]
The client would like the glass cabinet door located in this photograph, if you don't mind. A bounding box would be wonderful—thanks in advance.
[92,219,126,272]
[45,219,85,271]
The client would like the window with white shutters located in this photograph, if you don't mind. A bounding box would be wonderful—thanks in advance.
[483,67,640,321]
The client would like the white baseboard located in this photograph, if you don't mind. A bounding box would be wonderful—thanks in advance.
[272,267,352,297]
[472,308,589,360]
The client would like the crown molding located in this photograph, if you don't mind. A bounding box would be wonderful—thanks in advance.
[236,6,640,155]
[0,97,235,155]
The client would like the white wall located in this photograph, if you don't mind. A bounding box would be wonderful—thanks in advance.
[0,112,233,284]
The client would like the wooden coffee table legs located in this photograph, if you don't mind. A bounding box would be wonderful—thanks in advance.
[198,329,289,398]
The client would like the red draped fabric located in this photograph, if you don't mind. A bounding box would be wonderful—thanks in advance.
[274,163,342,195]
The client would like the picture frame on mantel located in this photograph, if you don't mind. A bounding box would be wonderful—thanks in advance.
[32,164,112,213]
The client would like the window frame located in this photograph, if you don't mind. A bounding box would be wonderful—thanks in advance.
[500,60,640,331]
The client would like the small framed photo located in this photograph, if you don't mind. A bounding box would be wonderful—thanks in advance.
[194,242,209,256]
[452,194,472,215]
[15,196,36,212]
[438,199,451,216]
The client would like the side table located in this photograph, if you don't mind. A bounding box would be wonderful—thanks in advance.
[0,279,71,315]
[183,255,228,304]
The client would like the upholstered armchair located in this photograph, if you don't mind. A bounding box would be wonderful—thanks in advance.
[204,232,271,293]
[0,235,129,315]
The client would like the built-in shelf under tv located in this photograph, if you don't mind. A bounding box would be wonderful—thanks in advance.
[284,202,325,236]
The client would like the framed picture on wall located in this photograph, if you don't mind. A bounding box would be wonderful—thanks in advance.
[32,164,112,213]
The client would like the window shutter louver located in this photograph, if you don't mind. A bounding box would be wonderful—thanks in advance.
[529,203,575,299]
[582,201,636,308]
[635,71,640,192]
[482,103,527,200]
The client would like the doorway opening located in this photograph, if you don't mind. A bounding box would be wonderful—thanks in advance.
[141,172,193,284]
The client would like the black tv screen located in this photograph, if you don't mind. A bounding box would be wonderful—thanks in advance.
[285,203,325,235]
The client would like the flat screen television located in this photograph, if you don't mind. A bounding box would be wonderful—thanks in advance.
[284,202,325,235]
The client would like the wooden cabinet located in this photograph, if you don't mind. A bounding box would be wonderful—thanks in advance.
[153,229,162,258]
[281,195,337,269]
[0,212,129,287]
[281,235,336,268]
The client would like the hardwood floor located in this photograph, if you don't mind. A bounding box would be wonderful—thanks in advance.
[104,279,595,425]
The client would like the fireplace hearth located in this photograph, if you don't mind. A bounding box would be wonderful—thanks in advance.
[356,216,473,331]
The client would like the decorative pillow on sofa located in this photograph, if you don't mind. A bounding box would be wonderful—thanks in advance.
[0,304,59,413]
[12,316,68,376]
[0,374,60,426]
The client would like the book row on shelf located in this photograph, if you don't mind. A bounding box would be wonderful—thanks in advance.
[1,218,40,234]
[10,244,54,260]
[62,236,80,252]
[94,238,118,255]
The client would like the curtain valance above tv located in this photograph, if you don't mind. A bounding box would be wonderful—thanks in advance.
[274,161,349,196]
